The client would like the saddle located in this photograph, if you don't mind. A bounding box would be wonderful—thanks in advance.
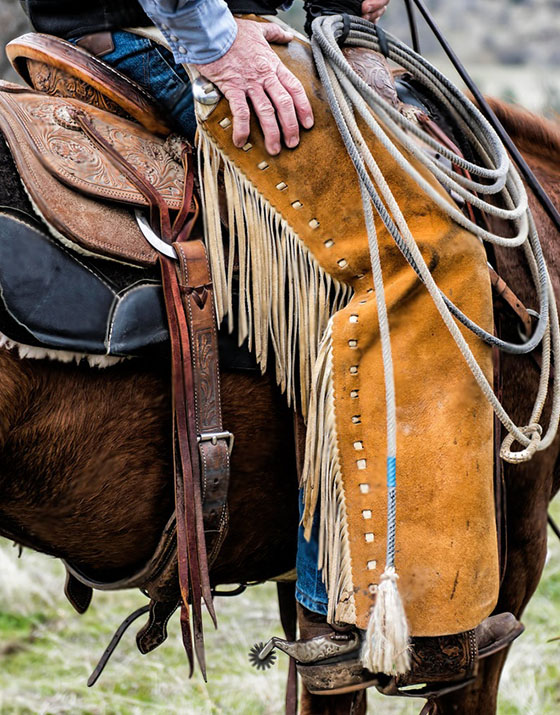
[1,32,234,678]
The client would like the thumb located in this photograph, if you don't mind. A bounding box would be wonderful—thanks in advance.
[261,23,294,45]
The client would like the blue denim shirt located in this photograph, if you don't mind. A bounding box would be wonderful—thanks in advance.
[137,0,238,65]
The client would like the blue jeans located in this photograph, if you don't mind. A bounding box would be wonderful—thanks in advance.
[80,30,329,616]
[75,31,198,143]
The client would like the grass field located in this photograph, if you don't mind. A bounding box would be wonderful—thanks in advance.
[0,498,558,714]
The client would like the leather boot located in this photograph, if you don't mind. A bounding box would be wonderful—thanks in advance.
[290,606,523,696]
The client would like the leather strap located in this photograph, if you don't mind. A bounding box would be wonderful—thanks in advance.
[74,32,115,58]
[53,99,228,679]
[277,582,298,715]
[136,599,178,654]
[174,239,231,563]
[489,266,533,338]
[64,569,93,614]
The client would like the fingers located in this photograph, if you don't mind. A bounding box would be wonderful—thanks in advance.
[362,0,388,22]
[262,77,299,149]
[276,63,314,130]
[225,89,252,148]
[261,23,294,45]
[361,0,387,13]
[248,87,282,155]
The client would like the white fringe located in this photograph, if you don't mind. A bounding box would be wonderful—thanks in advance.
[362,566,410,675]
[0,332,124,368]
[301,321,356,625]
[196,128,352,415]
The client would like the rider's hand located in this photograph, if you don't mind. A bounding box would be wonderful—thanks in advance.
[361,0,390,23]
[195,19,314,156]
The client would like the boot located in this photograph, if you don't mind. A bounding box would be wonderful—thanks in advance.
[288,606,523,696]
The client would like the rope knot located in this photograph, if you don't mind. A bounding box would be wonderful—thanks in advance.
[379,566,398,584]
[500,423,542,464]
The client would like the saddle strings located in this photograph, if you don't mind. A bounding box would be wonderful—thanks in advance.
[311,13,560,674]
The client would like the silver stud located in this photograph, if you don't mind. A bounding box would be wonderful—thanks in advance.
[359,483,370,494]
[349,365,358,375]
[324,239,334,248]
[338,258,348,268]
[350,390,359,398]
[348,339,358,348]
[291,200,303,209]
[362,509,372,519]
[309,219,320,229]
[349,314,358,323]
[242,142,253,151]
[357,459,367,470]
[219,117,232,128]
[353,441,364,451]
[367,560,377,571]
[352,415,361,424]
[365,533,374,543]
[276,181,288,191]
[258,161,269,170]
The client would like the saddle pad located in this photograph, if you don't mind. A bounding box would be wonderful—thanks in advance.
[0,211,167,356]
[0,82,157,265]
[0,210,259,371]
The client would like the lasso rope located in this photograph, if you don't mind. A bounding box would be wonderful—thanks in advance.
[311,14,560,674]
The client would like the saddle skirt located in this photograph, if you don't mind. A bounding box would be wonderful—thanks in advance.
[0,82,192,265]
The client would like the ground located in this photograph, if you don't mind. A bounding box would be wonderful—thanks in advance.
[0,498,558,714]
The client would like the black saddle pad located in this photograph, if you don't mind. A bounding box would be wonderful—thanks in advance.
[0,209,257,370]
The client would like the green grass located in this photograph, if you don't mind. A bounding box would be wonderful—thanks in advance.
[1,498,558,714]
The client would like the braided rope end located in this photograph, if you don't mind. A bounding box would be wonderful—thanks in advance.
[362,566,410,675]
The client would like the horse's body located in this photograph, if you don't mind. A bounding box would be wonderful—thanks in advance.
[0,98,558,715]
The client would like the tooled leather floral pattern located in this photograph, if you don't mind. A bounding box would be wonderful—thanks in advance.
[28,60,128,118]
[13,93,185,208]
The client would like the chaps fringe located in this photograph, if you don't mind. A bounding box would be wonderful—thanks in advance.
[196,128,352,416]
[301,321,356,626]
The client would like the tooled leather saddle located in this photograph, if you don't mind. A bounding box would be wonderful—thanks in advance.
[0,32,238,679]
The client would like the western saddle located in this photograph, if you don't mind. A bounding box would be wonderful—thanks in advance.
[3,32,233,679]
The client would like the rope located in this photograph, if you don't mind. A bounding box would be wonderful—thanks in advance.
[310,13,560,673]
[311,14,560,461]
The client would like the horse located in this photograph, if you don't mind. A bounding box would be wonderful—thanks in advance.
[0,95,558,715]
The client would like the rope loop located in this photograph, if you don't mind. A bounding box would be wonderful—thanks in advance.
[500,423,543,464]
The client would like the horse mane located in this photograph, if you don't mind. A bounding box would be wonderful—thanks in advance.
[485,97,560,162]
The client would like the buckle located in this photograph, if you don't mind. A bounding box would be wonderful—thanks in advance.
[198,430,234,455]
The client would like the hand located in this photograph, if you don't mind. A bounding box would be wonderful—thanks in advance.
[195,19,314,156]
[361,0,390,23]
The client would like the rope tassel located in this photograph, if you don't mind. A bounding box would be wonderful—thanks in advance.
[362,566,410,675]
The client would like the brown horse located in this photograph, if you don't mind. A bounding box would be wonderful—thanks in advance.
[0,97,558,715]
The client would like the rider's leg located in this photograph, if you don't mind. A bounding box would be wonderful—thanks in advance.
[296,491,329,618]
[70,30,197,142]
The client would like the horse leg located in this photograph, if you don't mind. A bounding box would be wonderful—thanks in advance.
[300,689,367,715]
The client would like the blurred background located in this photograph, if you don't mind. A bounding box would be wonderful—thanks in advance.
[280,0,560,116]
[0,0,559,713]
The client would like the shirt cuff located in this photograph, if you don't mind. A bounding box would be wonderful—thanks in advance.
[140,0,238,65]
